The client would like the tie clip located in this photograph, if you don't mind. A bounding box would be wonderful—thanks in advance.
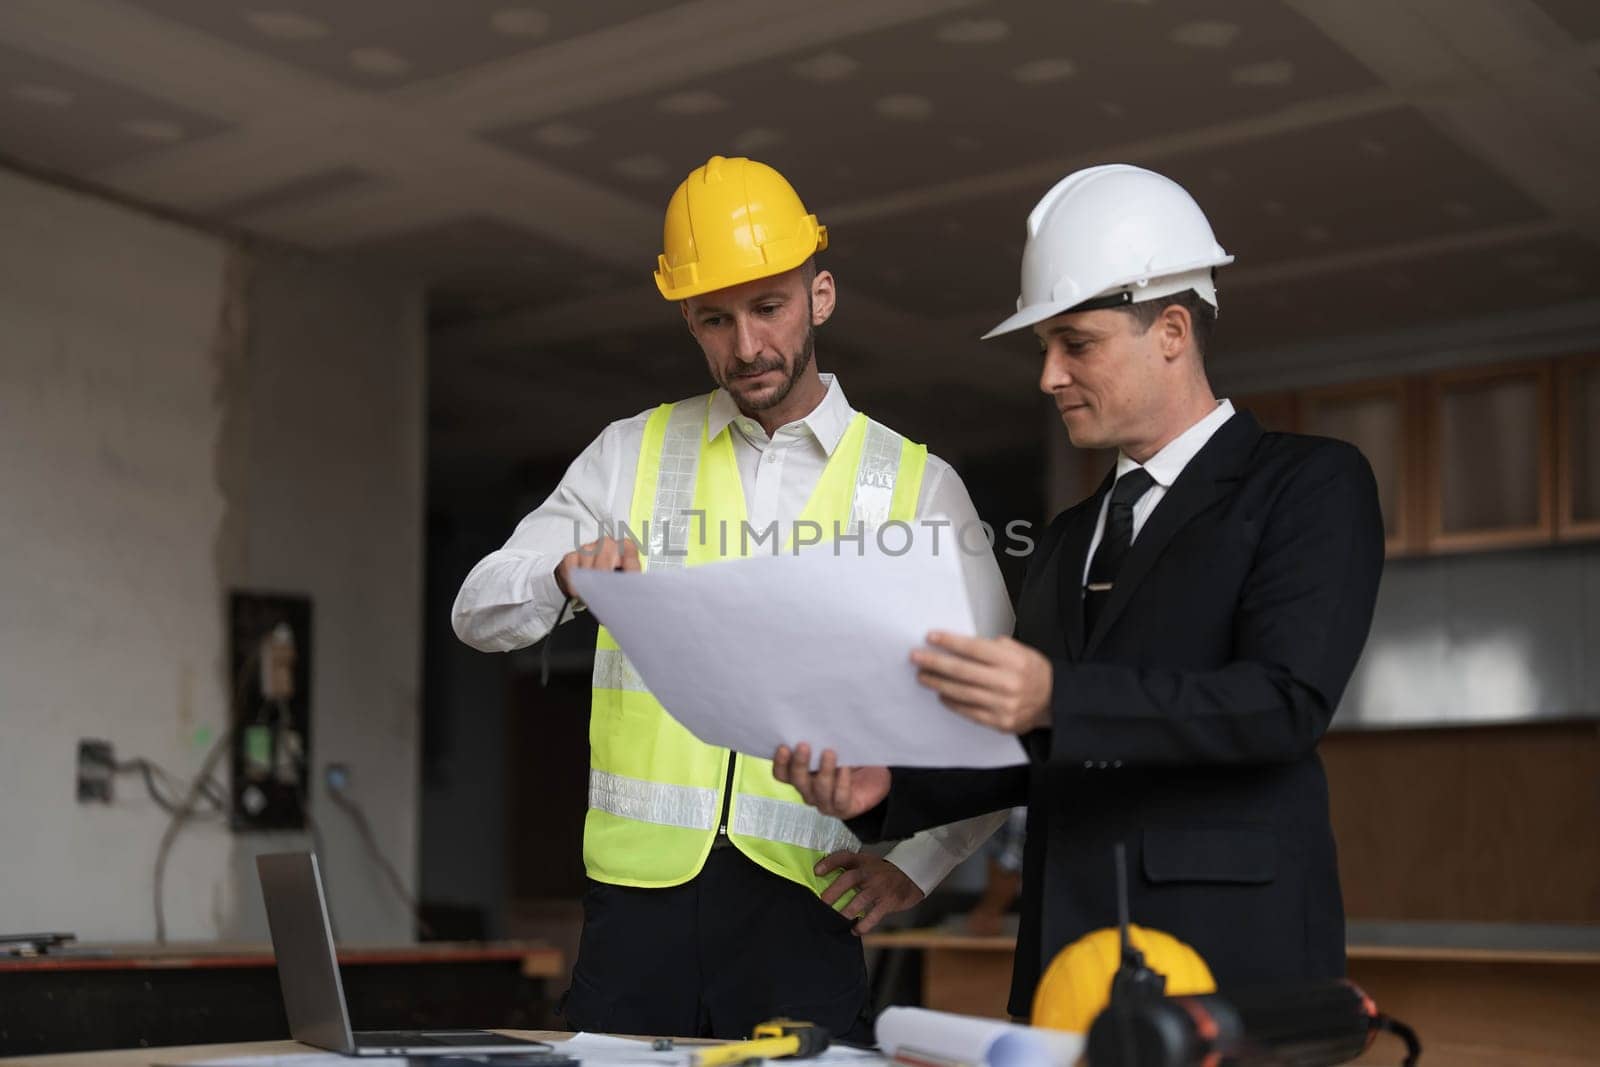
[1085,581,1113,592]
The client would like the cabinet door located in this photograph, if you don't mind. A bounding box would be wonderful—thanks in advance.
[1557,353,1600,541]
[1301,380,1416,556]
[1234,390,1299,434]
[1426,362,1554,550]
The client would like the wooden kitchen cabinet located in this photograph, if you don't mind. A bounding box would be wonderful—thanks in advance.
[1424,361,1554,551]
[1300,379,1419,556]
[1556,352,1600,541]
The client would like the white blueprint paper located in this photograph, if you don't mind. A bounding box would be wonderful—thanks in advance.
[569,533,1026,769]
[876,1008,1084,1067]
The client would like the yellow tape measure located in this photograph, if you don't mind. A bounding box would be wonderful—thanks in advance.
[691,1020,829,1067]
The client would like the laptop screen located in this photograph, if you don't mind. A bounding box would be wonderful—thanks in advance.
[257,851,358,1052]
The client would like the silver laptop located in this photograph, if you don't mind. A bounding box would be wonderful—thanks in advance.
[256,851,544,1056]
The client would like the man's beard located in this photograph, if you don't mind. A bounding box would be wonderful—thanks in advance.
[720,324,815,412]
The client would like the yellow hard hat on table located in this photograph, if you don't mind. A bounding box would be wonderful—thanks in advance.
[654,155,828,301]
[1032,923,1216,1034]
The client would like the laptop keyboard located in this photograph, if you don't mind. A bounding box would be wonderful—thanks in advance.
[355,1031,535,1047]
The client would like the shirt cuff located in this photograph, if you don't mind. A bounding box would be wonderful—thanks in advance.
[510,566,575,645]
[883,809,1010,896]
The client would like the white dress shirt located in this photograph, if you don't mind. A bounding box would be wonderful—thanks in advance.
[1083,400,1237,584]
[454,374,1014,895]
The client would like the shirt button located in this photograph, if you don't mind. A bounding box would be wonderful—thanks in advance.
[765,452,777,463]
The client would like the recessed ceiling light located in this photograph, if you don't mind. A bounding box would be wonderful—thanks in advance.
[876,93,934,120]
[657,89,728,116]
[614,154,668,181]
[734,127,785,153]
[245,10,330,41]
[1231,60,1294,87]
[121,118,185,143]
[489,7,550,38]
[1013,58,1076,84]
[791,51,859,83]
[937,19,1010,44]
[10,83,73,107]
[349,47,411,77]
[1171,21,1239,48]
[534,122,592,148]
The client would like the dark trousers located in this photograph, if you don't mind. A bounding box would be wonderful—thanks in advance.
[559,846,872,1042]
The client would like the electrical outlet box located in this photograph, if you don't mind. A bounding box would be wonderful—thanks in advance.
[77,739,114,803]
[229,592,312,832]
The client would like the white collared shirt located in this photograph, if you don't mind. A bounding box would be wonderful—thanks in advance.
[453,374,1013,894]
[1083,400,1237,584]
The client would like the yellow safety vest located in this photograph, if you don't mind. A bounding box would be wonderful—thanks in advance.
[585,392,928,896]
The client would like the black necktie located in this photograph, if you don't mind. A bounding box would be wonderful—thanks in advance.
[1083,467,1155,635]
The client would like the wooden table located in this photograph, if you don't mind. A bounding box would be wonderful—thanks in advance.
[1342,944,1600,1067]
[865,931,1016,1020]
[1,1031,565,1067]
[0,943,564,1058]
[864,930,1600,1065]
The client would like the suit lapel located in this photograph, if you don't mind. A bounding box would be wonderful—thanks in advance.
[1083,412,1262,657]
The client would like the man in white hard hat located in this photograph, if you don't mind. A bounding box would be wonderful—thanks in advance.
[453,156,1011,1039]
[773,164,1385,1015]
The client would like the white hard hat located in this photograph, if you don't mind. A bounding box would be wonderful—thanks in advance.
[983,164,1234,340]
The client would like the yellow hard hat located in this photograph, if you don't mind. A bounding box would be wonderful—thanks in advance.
[654,155,828,301]
[1031,924,1216,1034]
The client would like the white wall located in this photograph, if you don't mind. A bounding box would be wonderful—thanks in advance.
[0,167,425,944]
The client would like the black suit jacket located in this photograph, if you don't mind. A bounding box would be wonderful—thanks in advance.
[852,411,1385,1017]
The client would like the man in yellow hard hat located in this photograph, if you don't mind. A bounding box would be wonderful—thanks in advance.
[453,156,1012,1039]
[772,164,1385,1017]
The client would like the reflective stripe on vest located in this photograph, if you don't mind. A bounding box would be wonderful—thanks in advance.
[591,647,646,693]
[589,769,716,831]
[729,792,861,854]
[588,769,861,854]
[849,419,903,533]
[646,399,704,570]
